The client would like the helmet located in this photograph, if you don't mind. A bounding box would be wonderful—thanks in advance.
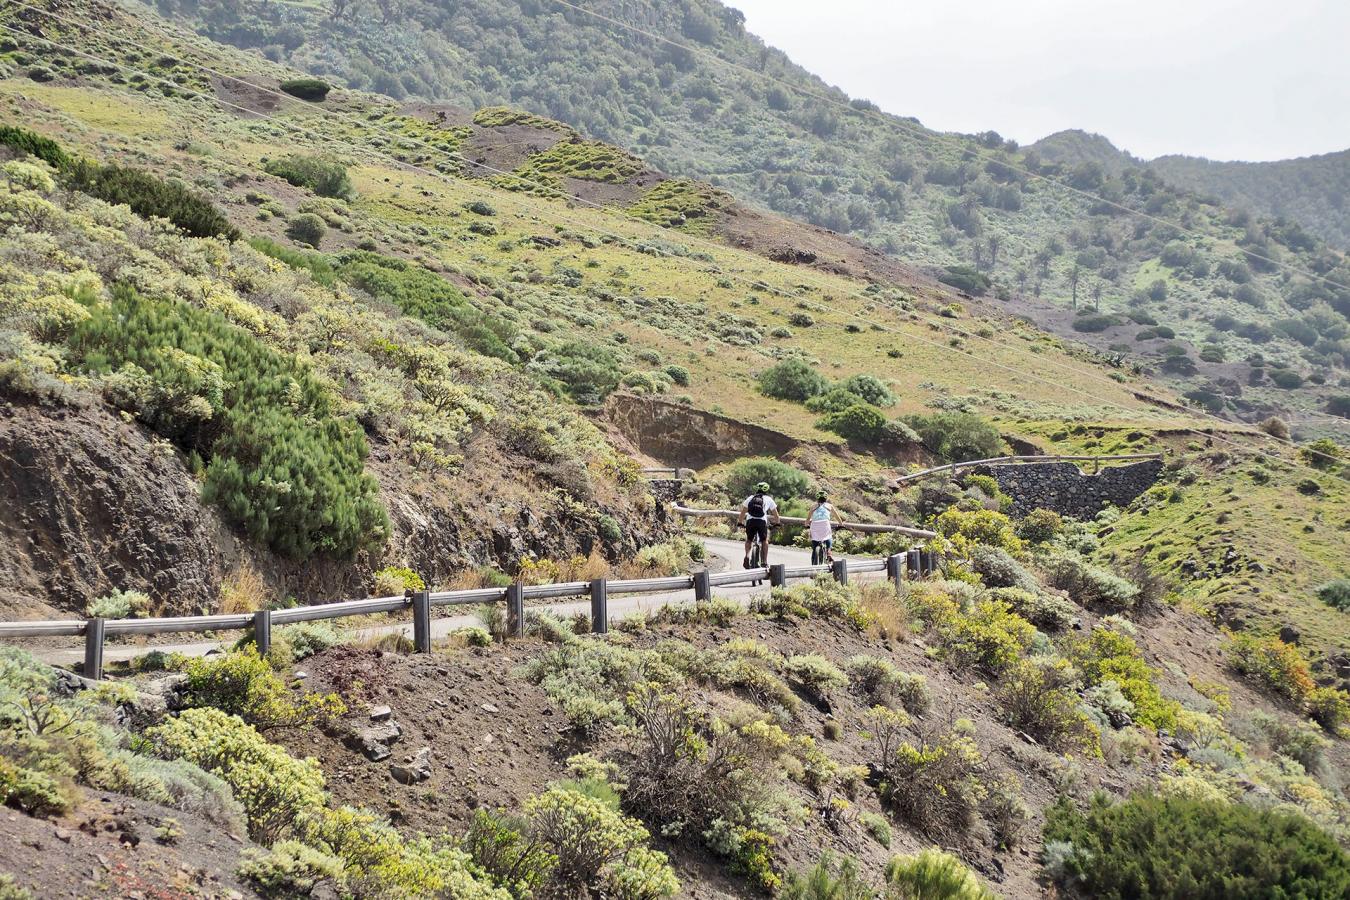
[816,490,827,501]
[755,482,770,492]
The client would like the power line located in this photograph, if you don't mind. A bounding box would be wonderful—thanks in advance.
[544,0,1350,295]
[3,4,1344,476]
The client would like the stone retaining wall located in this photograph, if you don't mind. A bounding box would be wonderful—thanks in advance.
[980,460,1163,520]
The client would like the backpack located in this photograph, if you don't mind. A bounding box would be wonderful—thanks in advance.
[748,493,766,518]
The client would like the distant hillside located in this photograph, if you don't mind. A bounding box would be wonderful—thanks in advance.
[153,0,1350,436]
[1148,149,1350,251]
[1029,131,1350,252]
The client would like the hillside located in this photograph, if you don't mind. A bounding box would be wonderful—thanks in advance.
[150,0,1350,439]
[1,0,1350,897]
[1030,131,1350,253]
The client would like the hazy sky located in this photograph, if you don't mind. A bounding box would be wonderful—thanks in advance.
[728,0,1349,162]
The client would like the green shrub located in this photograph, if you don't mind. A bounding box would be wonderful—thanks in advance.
[933,508,1022,555]
[782,854,871,900]
[757,357,828,401]
[306,805,508,898]
[463,809,557,898]
[969,545,1037,591]
[264,154,353,199]
[278,78,332,101]
[935,599,1035,674]
[1073,313,1116,333]
[903,412,1003,462]
[880,725,987,838]
[751,577,871,631]
[783,654,847,700]
[64,160,238,240]
[1227,633,1316,703]
[885,849,996,899]
[146,707,326,843]
[0,124,72,170]
[284,213,326,247]
[998,658,1099,754]
[845,655,930,715]
[1305,687,1350,736]
[1069,628,1179,730]
[0,874,35,900]
[275,622,342,661]
[804,387,868,414]
[337,252,517,363]
[71,287,387,558]
[1017,508,1063,544]
[86,588,150,619]
[987,587,1076,631]
[464,200,497,216]
[247,237,338,286]
[816,403,887,444]
[860,811,891,848]
[238,839,344,896]
[724,457,811,501]
[837,373,895,407]
[1316,579,1350,612]
[0,758,70,817]
[182,647,345,731]
[938,265,990,296]
[527,341,622,403]
[524,784,679,899]
[1042,792,1350,898]
[1043,552,1139,611]
[663,364,690,386]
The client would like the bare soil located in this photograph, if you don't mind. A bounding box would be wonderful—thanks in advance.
[0,791,259,899]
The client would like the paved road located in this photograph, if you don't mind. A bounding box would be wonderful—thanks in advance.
[33,537,875,667]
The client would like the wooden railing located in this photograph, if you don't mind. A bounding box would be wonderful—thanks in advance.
[893,452,1163,484]
[670,505,938,539]
[0,550,941,680]
[641,466,694,479]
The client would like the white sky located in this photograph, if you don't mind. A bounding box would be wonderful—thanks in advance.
[728,0,1350,162]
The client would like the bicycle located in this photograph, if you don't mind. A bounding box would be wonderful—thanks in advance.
[746,523,776,586]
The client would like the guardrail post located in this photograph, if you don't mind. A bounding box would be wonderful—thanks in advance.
[590,578,608,634]
[906,548,921,578]
[506,583,525,638]
[412,590,431,653]
[920,550,936,577]
[769,563,786,588]
[693,569,712,602]
[253,609,272,656]
[83,617,105,681]
[886,554,905,592]
[831,558,848,585]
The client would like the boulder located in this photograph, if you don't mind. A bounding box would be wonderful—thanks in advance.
[345,720,402,761]
[390,747,433,785]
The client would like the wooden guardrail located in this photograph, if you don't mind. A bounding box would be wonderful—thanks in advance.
[670,504,938,539]
[893,452,1164,485]
[0,550,941,680]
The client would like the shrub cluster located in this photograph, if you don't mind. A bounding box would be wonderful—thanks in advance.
[1068,627,1179,731]
[64,158,238,240]
[70,286,388,557]
[1228,633,1350,734]
[181,647,345,731]
[278,78,332,101]
[1043,792,1350,897]
[1042,552,1139,611]
[336,251,518,363]
[263,154,353,199]
[903,412,1003,463]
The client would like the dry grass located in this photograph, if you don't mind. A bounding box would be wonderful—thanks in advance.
[858,581,910,642]
[219,563,270,614]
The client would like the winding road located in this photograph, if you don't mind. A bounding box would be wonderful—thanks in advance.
[31,537,878,668]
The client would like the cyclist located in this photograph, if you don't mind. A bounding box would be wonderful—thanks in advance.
[808,490,836,565]
[738,481,780,568]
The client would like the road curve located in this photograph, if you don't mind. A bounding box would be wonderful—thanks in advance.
[31,536,872,667]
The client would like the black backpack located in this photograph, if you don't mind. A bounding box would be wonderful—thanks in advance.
[748,493,766,518]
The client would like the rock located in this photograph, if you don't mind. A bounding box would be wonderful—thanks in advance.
[294,671,308,680]
[369,705,393,721]
[54,826,74,843]
[1279,624,1301,645]
[480,702,499,714]
[390,747,433,785]
[345,720,402,761]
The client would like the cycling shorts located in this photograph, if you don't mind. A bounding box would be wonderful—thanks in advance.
[745,519,769,542]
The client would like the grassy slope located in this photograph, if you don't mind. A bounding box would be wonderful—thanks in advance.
[154,0,1350,436]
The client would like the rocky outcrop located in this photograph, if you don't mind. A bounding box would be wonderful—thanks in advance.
[982,460,1163,520]
[0,398,233,619]
[605,393,797,469]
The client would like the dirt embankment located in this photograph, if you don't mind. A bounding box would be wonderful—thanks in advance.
[0,394,669,621]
